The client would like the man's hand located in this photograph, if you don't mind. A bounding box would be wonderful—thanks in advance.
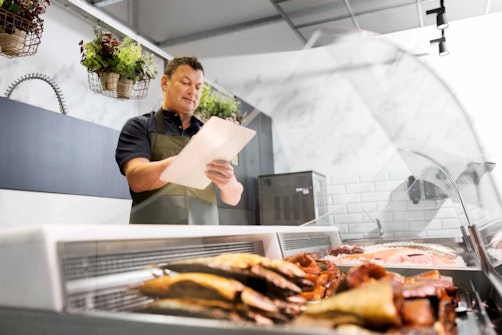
[206,160,243,206]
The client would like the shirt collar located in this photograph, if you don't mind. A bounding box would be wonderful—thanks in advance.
[162,109,204,129]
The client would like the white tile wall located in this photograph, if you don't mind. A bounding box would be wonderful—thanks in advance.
[325,172,464,241]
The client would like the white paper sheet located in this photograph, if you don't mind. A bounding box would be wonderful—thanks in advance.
[159,116,256,189]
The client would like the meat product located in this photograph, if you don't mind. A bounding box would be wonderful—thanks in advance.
[286,252,344,301]
[325,244,464,267]
[296,263,458,335]
[162,253,312,298]
[137,272,279,314]
[401,298,435,327]
[295,280,402,330]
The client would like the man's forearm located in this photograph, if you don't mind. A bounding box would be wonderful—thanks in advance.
[125,158,173,192]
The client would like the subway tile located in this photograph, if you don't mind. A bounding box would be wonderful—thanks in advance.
[382,201,408,211]
[329,194,361,204]
[325,184,346,195]
[434,207,461,219]
[347,222,379,233]
[441,218,463,229]
[391,210,425,221]
[346,203,377,213]
[374,180,404,192]
[359,172,391,183]
[346,183,375,194]
[334,214,364,224]
[379,222,410,234]
[361,192,391,202]
[325,205,347,214]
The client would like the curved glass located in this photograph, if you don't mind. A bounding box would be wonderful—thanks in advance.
[203,31,502,272]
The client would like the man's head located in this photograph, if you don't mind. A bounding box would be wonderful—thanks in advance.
[161,56,205,116]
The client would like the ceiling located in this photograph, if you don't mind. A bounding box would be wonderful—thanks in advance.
[80,0,502,57]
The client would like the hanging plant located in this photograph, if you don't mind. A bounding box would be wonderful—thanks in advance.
[0,0,50,34]
[0,0,50,57]
[79,26,158,99]
[195,83,245,124]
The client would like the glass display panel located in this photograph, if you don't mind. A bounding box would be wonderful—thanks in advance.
[202,31,502,272]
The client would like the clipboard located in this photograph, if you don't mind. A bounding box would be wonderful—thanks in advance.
[159,116,256,189]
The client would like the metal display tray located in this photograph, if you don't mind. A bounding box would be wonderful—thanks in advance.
[0,267,499,335]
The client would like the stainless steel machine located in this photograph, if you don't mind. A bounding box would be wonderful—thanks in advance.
[259,171,328,226]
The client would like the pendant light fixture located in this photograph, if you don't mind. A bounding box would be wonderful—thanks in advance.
[426,0,449,56]
[429,30,449,56]
[426,0,449,30]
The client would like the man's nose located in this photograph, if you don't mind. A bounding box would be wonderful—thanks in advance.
[187,84,196,94]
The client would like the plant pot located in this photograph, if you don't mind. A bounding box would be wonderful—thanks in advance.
[0,29,26,56]
[98,72,119,91]
[106,72,119,91]
[97,71,108,90]
[117,78,134,99]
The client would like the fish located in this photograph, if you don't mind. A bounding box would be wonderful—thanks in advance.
[325,247,461,266]
[137,298,238,321]
[137,272,279,314]
[161,253,311,298]
[137,298,277,326]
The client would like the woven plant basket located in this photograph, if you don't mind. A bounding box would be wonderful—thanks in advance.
[87,71,151,100]
[0,8,43,58]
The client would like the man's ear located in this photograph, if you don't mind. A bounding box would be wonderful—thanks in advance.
[160,75,168,89]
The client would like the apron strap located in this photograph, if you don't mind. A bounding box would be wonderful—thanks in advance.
[154,108,166,133]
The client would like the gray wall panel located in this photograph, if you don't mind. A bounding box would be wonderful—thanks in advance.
[0,97,130,199]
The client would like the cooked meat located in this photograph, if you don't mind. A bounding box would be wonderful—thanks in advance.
[299,280,402,330]
[138,272,279,314]
[137,298,238,321]
[162,253,310,298]
[286,252,344,301]
[328,244,365,256]
[401,298,436,327]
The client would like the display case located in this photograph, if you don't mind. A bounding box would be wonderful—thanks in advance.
[2,32,502,334]
[0,224,341,334]
[197,30,502,334]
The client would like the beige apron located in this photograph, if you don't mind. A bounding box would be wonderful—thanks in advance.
[129,110,218,225]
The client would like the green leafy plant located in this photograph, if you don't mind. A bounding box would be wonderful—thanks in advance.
[79,27,157,81]
[134,52,157,81]
[79,26,121,73]
[114,36,141,79]
[195,83,245,124]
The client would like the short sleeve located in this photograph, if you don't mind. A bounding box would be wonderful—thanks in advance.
[115,115,152,175]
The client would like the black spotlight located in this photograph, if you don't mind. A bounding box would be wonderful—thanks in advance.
[436,11,449,30]
[426,0,449,30]
[430,30,449,56]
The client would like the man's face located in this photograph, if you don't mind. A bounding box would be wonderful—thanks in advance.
[162,64,204,116]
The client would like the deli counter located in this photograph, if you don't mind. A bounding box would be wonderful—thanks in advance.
[2,33,502,334]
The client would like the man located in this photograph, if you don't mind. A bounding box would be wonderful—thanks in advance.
[115,56,243,224]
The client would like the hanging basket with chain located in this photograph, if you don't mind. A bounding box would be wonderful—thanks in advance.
[0,8,43,58]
